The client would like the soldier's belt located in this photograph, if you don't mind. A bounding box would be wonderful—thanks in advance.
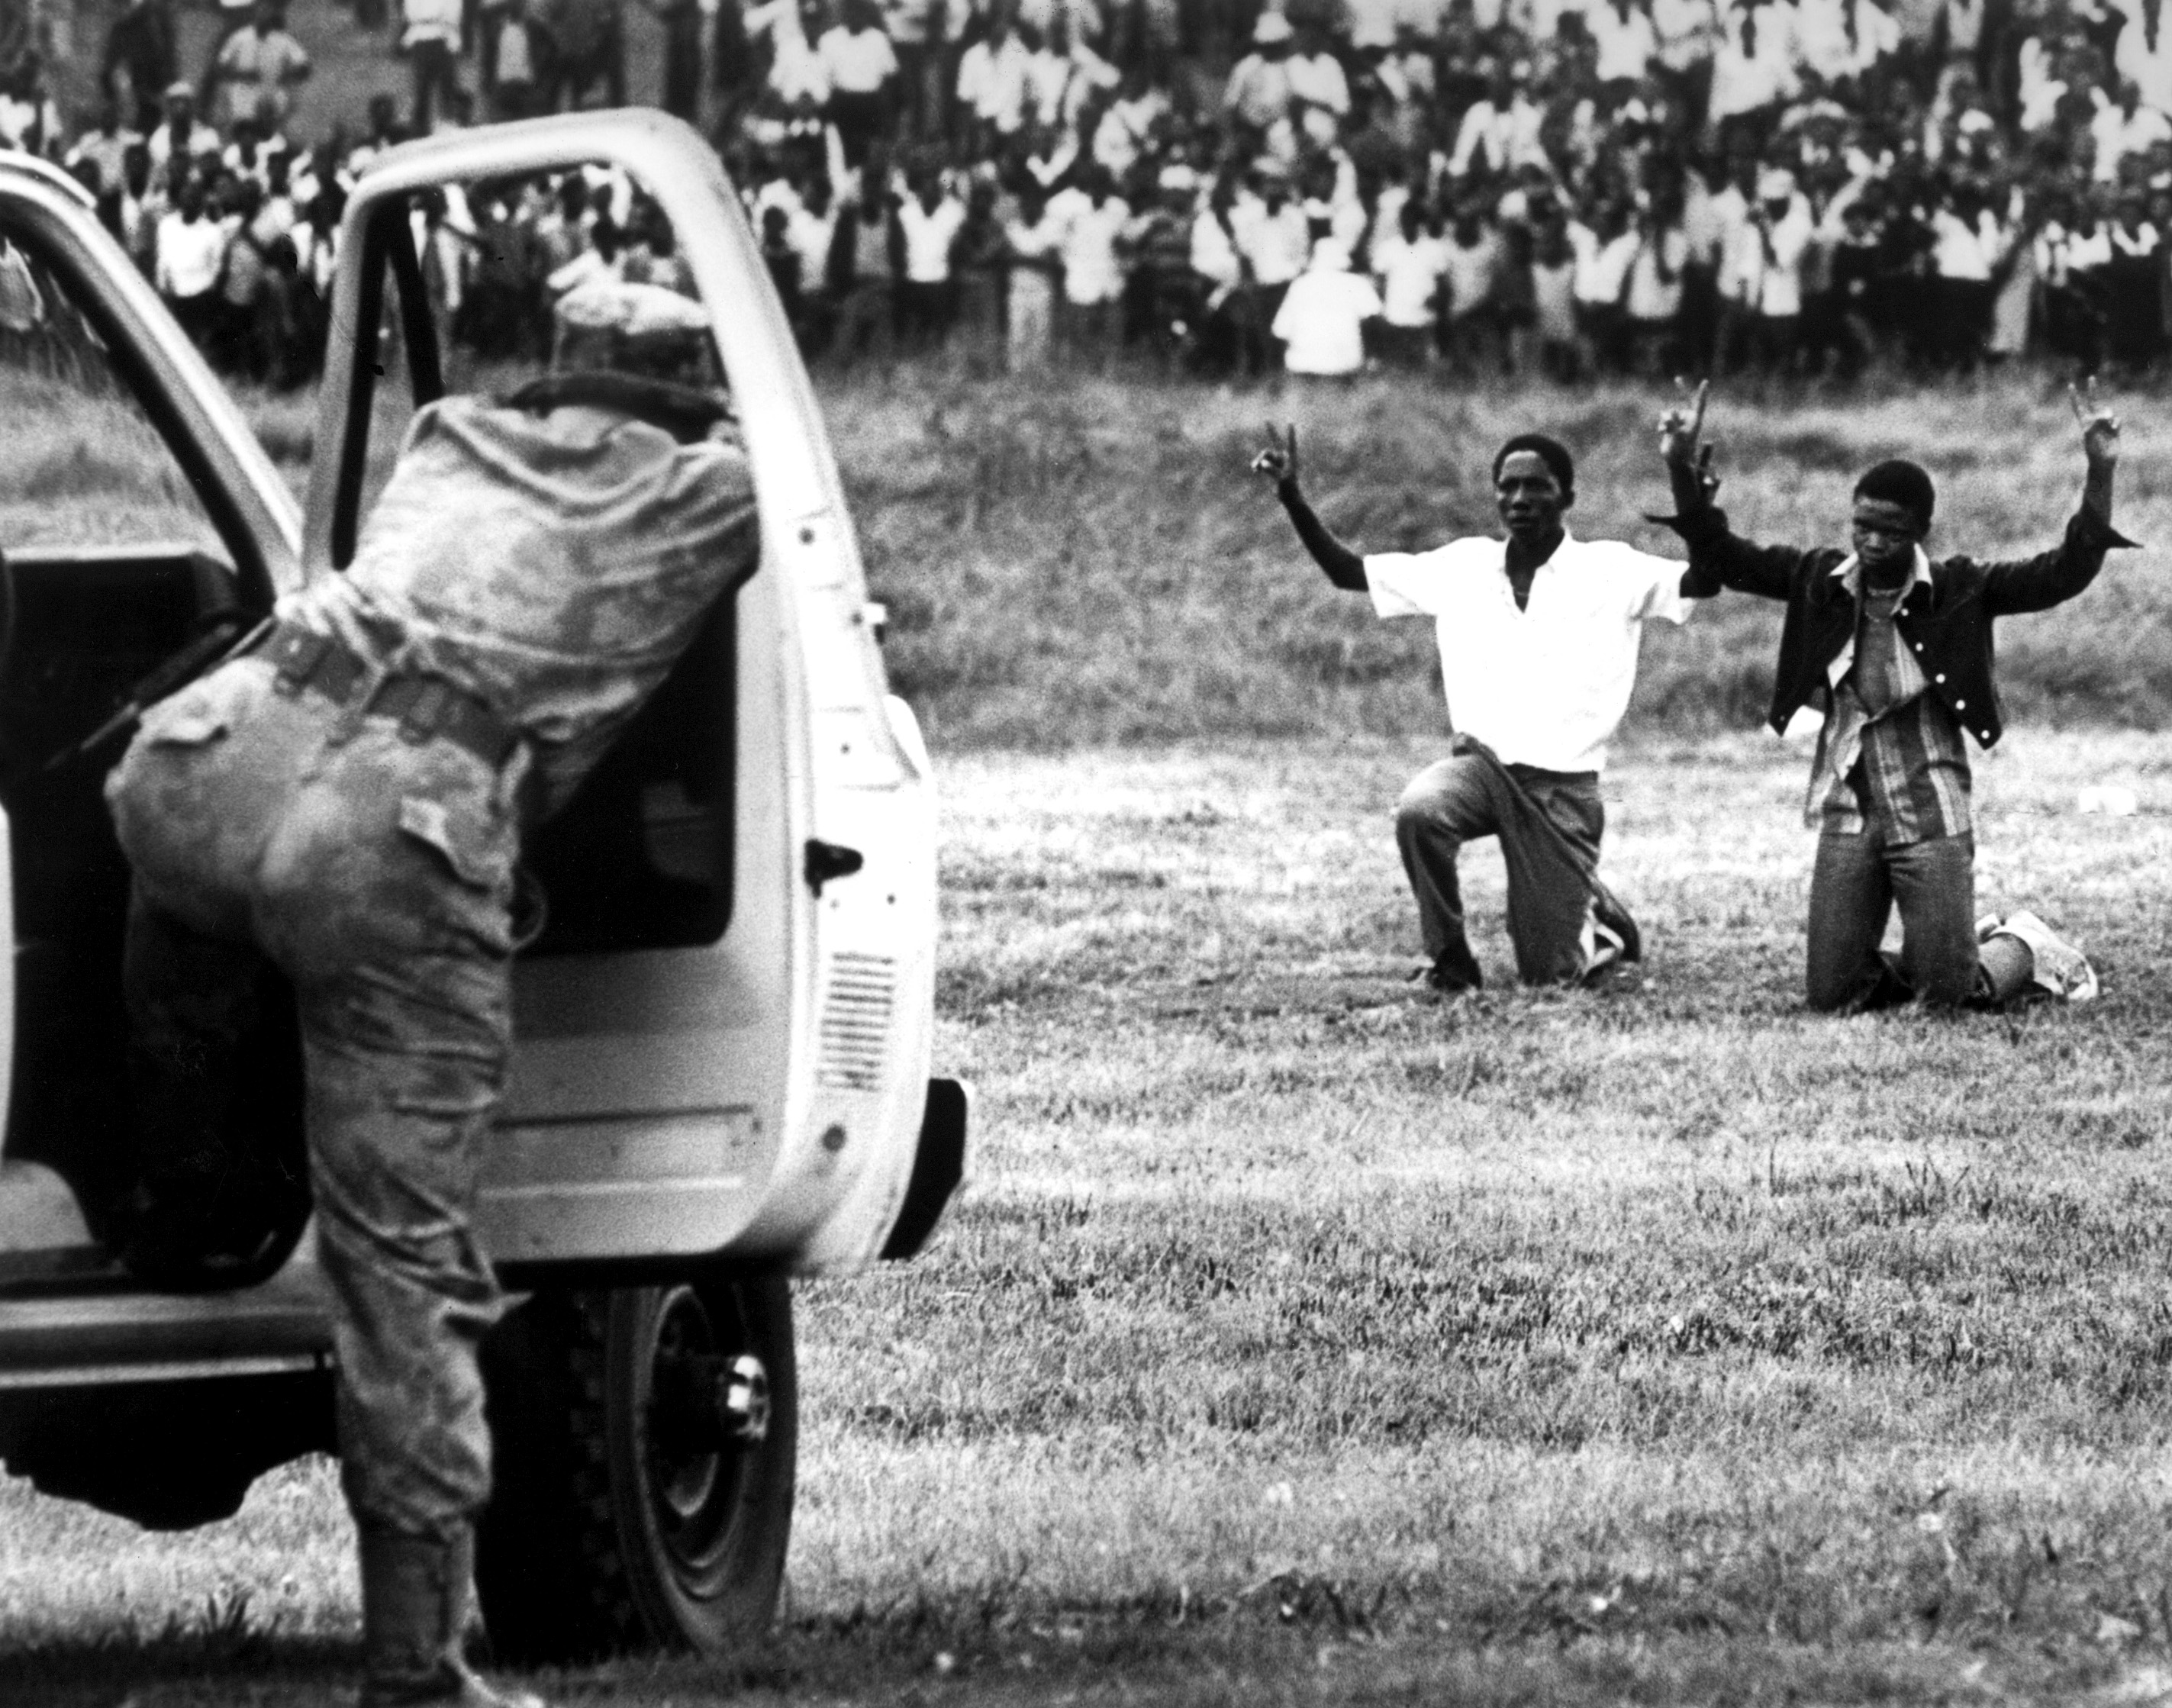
[246,620,523,769]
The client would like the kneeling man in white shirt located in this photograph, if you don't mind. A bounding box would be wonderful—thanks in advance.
[1252,424,1710,990]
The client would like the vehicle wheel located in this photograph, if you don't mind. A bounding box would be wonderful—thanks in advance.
[475,1277,797,1665]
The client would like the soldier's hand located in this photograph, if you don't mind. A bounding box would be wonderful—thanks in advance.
[1251,421,1300,490]
[2070,376,2120,468]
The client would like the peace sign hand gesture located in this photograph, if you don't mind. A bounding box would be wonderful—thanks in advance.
[1252,421,1300,492]
[1658,376,1721,509]
[2070,376,2120,469]
[1658,376,1710,469]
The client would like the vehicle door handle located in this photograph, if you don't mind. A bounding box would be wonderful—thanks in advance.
[804,839,865,896]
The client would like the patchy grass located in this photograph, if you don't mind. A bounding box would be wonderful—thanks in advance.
[839,368,2172,749]
[11,730,2172,1704]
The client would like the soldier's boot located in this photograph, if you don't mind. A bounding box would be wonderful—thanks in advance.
[358,1524,546,1708]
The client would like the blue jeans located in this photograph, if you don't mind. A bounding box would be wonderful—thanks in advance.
[1805,828,1979,1011]
[107,654,519,1542]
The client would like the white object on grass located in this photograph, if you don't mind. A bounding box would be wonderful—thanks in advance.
[2078,785,2140,815]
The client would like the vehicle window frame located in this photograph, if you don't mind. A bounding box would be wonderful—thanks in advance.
[0,211,279,608]
[328,197,445,570]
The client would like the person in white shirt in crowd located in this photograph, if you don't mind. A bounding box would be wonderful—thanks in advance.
[154,172,229,350]
[1570,197,1639,369]
[745,0,830,111]
[1439,199,1503,370]
[1793,0,1898,83]
[401,0,466,131]
[1024,11,1117,133]
[955,6,1034,143]
[818,0,899,167]
[147,82,222,177]
[207,0,311,135]
[1046,166,1130,360]
[1449,63,1549,176]
[1738,165,1813,371]
[1285,18,1352,146]
[1371,196,1449,366]
[2091,79,2172,182]
[1091,61,1169,179]
[66,96,142,198]
[882,0,944,140]
[1004,182,1065,371]
[1230,159,1310,328]
[1652,0,1719,89]
[1928,177,2002,369]
[1223,11,1299,138]
[893,164,965,350]
[1588,0,1660,89]
[482,0,549,121]
[1252,424,1708,991]
[2113,0,2172,117]
[1623,189,1690,371]
[1271,237,1379,376]
[1188,172,1259,373]
[1527,213,1583,375]
[1708,0,1802,143]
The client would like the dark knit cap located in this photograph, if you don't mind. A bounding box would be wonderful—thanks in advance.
[1492,433,1575,495]
[1853,459,1935,529]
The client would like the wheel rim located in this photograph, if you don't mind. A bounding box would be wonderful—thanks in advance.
[640,1284,757,1594]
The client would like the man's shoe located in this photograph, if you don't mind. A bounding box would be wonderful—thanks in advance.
[359,1526,545,1708]
[1987,909,2099,1003]
[1580,917,1627,985]
[1422,942,1484,994]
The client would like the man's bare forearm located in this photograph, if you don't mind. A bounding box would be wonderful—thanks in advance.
[1278,481,1367,591]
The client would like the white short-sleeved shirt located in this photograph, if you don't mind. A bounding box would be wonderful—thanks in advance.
[1365,528,1694,774]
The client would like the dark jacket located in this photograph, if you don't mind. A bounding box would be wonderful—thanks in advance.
[1663,504,2135,749]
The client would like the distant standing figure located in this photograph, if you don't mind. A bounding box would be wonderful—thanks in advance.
[403,0,468,130]
[100,0,177,134]
[208,0,313,135]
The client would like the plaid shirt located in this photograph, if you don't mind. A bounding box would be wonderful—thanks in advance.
[1808,554,1972,843]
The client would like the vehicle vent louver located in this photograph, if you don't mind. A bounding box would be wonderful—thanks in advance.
[817,952,896,1091]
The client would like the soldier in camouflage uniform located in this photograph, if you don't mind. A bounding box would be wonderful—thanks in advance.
[105,282,759,1708]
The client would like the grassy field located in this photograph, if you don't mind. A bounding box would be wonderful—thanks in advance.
[9,367,2172,1705]
[10,728,2172,1705]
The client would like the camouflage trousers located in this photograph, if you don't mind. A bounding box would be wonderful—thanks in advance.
[106,653,520,1542]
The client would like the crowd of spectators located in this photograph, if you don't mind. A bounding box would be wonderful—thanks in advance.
[8,0,2172,386]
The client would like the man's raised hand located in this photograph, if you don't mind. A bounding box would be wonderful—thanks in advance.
[1658,377,1721,511]
[1252,421,1300,491]
[1657,376,1709,468]
[2070,376,2120,467]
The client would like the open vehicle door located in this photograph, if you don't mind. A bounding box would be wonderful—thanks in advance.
[307,112,963,1285]
[298,111,965,1662]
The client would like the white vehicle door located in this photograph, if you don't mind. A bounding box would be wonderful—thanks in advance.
[305,114,939,1279]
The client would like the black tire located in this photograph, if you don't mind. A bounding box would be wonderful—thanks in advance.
[475,1277,797,1665]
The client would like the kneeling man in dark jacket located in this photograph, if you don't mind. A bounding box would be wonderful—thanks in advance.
[1655,381,2131,1011]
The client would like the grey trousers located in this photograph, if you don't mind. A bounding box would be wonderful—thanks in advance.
[1394,745,1607,986]
[1805,828,1980,1011]
[107,654,518,1542]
